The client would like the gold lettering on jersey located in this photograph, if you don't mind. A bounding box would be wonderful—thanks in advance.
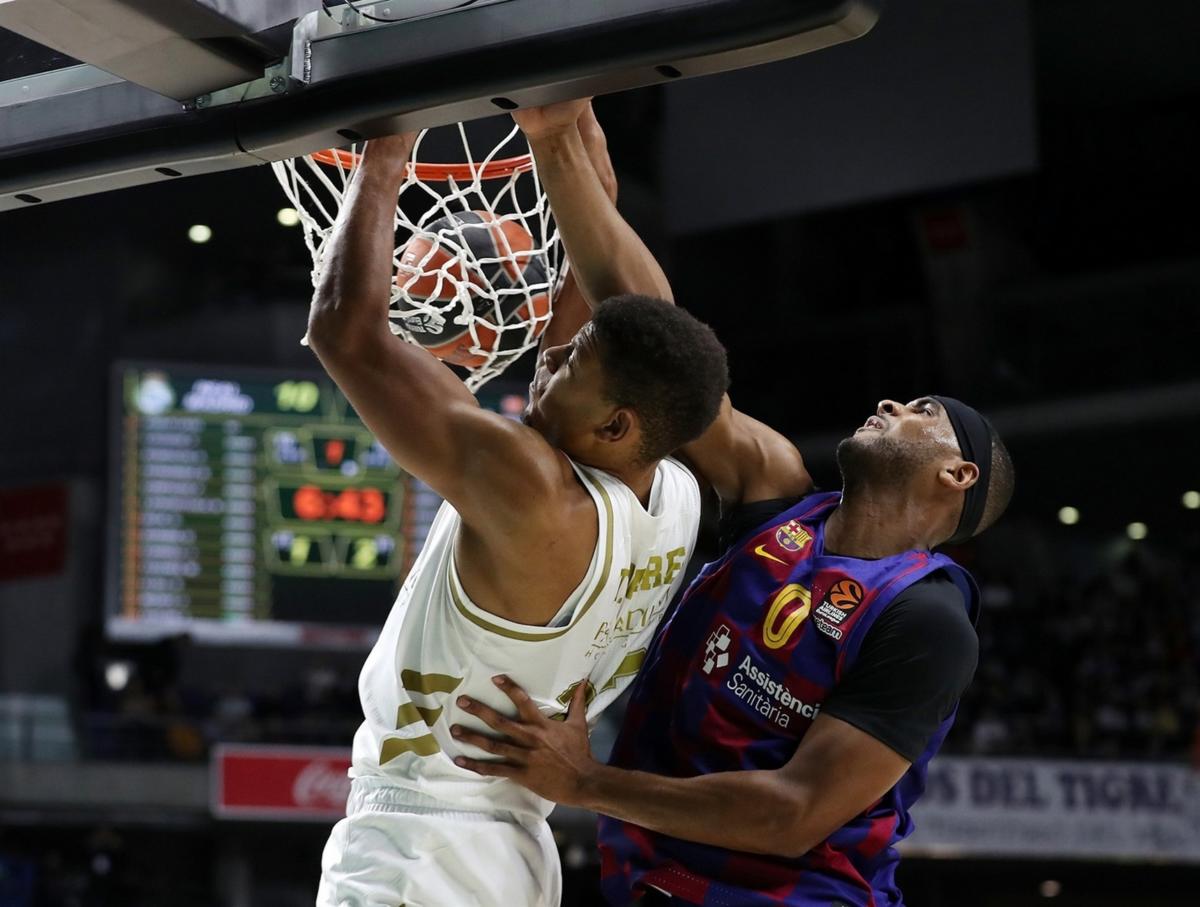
[664,548,685,584]
[598,647,648,692]
[639,556,663,591]
[591,605,655,650]
[618,547,688,599]
[628,568,647,595]
[380,734,440,763]
[400,670,463,695]
[619,607,648,634]
[762,583,812,650]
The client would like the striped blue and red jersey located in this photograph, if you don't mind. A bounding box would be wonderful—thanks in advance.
[598,491,979,906]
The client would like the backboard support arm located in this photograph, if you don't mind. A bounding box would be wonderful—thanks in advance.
[0,0,880,212]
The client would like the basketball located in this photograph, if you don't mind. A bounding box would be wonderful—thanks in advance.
[393,211,551,367]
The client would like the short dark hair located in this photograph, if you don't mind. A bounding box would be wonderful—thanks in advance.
[977,430,1015,535]
[590,294,729,463]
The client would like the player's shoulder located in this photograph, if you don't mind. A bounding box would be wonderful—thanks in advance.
[877,571,976,649]
[454,409,590,523]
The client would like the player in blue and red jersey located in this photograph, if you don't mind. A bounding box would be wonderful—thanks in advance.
[451,100,1015,907]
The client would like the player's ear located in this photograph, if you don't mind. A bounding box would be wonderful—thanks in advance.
[597,407,635,445]
[939,459,979,491]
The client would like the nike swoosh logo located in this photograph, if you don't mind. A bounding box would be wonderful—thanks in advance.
[753,545,788,565]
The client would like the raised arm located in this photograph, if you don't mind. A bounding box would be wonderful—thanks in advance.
[516,101,673,307]
[535,105,619,354]
[304,135,562,526]
[517,102,811,506]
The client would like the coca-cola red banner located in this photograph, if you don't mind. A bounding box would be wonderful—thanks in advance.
[0,483,68,580]
[212,744,352,821]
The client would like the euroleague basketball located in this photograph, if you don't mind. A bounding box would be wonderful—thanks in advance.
[393,211,551,367]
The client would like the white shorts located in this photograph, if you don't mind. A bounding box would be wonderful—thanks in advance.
[316,779,561,907]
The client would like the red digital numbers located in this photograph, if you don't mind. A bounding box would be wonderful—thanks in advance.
[293,485,326,521]
[291,485,386,523]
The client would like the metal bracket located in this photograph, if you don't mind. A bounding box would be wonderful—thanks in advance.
[194,60,298,110]
[190,0,512,109]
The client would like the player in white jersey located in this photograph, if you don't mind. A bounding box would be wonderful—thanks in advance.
[306,106,730,907]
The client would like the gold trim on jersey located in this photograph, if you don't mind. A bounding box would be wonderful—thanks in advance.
[400,669,463,694]
[448,471,615,641]
[553,679,597,714]
[380,733,440,763]
[395,702,443,728]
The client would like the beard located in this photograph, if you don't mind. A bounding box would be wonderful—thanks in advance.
[836,433,928,495]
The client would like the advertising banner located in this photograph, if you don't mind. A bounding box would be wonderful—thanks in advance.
[212,744,351,821]
[904,756,1200,862]
[0,483,68,580]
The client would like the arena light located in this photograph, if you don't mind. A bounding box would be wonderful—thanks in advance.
[1183,490,1200,510]
[104,661,132,691]
[1039,880,1062,898]
[1126,521,1148,541]
[1057,506,1080,526]
[187,223,212,244]
[276,207,301,227]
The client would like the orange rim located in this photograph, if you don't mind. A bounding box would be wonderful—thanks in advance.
[310,148,534,181]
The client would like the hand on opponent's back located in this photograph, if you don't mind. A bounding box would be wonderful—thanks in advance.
[451,674,596,807]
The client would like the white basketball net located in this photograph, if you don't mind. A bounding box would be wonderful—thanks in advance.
[272,123,562,391]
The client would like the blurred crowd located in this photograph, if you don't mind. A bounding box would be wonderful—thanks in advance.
[946,543,1200,761]
[70,631,361,763]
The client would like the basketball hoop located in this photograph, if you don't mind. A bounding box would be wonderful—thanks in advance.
[309,148,535,183]
[273,124,562,392]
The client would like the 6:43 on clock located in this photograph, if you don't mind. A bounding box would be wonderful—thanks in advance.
[282,484,390,524]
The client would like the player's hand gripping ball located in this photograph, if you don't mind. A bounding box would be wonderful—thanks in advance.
[393,211,551,367]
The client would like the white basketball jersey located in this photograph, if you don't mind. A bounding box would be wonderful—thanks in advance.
[350,457,701,820]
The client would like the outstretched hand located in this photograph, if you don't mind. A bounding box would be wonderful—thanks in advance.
[451,675,596,806]
[512,99,593,140]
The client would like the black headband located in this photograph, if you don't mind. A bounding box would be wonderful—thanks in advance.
[932,396,993,545]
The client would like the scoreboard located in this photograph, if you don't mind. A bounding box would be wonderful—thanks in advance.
[106,362,526,646]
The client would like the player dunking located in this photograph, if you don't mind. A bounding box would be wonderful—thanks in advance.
[306,111,728,906]
[452,99,1015,906]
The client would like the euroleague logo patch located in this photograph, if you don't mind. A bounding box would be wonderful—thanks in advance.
[813,579,864,640]
[828,579,863,610]
[774,520,813,553]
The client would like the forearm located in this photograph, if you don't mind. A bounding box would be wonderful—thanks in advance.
[538,268,592,351]
[529,129,672,306]
[581,764,811,857]
[308,140,412,348]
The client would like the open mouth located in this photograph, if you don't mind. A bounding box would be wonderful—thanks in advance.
[857,415,886,432]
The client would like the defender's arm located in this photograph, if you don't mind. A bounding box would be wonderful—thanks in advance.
[305,136,562,524]
[452,679,908,859]
[577,714,910,857]
[679,397,813,505]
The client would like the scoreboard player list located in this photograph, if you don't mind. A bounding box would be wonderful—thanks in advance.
[111,365,441,644]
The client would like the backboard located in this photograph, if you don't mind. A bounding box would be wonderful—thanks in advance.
[0,0,880,212]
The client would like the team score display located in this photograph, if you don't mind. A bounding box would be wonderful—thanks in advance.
[283,485,390,524]
[274,380,321,413]
[270,530,399,574]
